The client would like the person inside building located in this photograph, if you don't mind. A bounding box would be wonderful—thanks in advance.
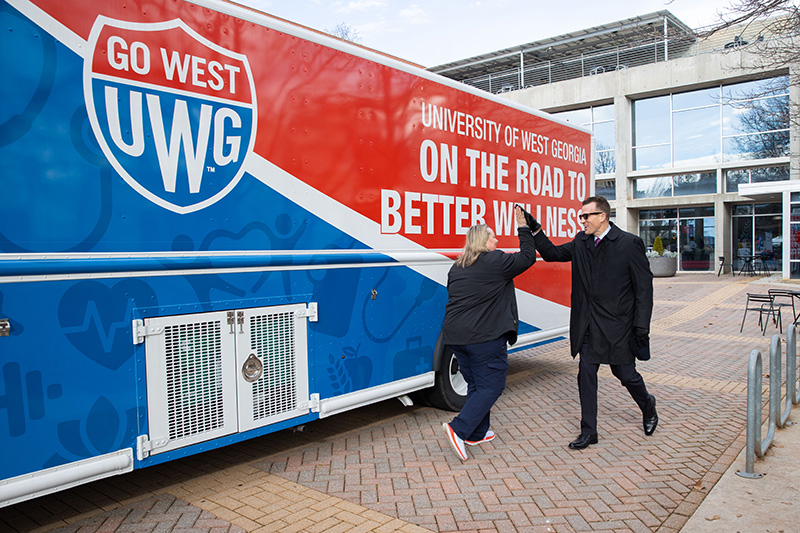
[440,206,537,461]
[528,196,658,449]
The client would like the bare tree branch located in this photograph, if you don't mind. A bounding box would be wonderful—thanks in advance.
[696,0,799,135]
[325,22,362,44]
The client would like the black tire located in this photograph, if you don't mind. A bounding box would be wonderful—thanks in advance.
[424,346,467,411]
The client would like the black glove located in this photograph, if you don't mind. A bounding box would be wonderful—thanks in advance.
[633,327,649,347]
[516,205,541,233]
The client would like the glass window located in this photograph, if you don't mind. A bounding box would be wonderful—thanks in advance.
[640,218,677,254]
[634,176,672,198]
[556,108,591,126]
[755,214,781,271]
[633,95,671,146]
[723,79,764,101]
[733,213,754,274]
[792,223,800,260]
[595,179,615,200]
[722,76,789,101]
[673,107,720,166]
[641,209,677,220]
[792,193,800,279]
[640,221,677,253]
[673,172,717,196]
[679,206,714,218]
[633,145,671,170]
[733,202,782,273]
[792,263,800,280]
[635,173,716,199]
[596,150,615,175]
[726,169,750,193]
[593,105,614,122]
[594,119,616,175]
[751,166,789,183]
[593,121,615,150]
[722,104,748,137]
[673,87,719,110]
[633,76,789,171]
[755,203,781,215]
[726,165,789,192]
[641,205,716,272]
[553,104,615,176]
[680,215,714,271]
[723,131,790,161]
[723,95,789,136]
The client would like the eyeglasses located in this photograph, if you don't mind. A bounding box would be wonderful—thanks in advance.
[578,211,603,221]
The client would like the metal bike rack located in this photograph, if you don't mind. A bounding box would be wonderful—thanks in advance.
[737,324,799,478]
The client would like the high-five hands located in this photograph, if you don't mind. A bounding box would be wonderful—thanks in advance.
[515,205,541,233]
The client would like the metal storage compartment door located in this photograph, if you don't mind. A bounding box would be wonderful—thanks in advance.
[236,304,310,432]
[144,311,238,455]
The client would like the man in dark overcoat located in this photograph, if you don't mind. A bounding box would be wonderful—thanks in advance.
[531,196,658,449]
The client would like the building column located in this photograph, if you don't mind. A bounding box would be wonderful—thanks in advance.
[715,196,732,275]
[614,95,634,232]
[791,62,800,184]
[784,62,799,279]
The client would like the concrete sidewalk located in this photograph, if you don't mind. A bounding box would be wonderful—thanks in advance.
[681,413,800,532]
[680,275,800,533]
[1,272,799,532]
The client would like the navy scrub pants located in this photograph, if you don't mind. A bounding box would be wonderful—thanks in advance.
[447,336,508,442]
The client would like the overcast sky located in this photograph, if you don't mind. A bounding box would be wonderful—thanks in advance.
[236,0,737,66]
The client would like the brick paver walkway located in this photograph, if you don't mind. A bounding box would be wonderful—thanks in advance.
[0,273,789,532]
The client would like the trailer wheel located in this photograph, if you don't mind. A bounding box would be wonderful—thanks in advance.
[425,346,467,411]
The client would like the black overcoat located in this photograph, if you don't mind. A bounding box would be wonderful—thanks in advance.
[533,223,653,364]
[441,228,536,347]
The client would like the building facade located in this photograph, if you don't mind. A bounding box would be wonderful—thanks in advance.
[430,11,799,277]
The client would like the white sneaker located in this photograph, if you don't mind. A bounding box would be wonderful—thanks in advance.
[465,430,496,446]
[443,422,468,461]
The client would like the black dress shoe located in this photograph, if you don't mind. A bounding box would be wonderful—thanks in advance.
[643,395,658,436]
[568,433,598,449]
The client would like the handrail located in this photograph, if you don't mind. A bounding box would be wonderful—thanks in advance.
[738,324,800,478]
[0,249,457,281]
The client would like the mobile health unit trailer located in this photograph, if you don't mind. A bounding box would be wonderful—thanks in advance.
[0,0,593,506]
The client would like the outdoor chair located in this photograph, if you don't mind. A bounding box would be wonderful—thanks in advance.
[717,256,734,277]
[740,293,782,335]
[767,288,800,325]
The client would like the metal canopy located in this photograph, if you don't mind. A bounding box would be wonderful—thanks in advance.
[428,10,695,80]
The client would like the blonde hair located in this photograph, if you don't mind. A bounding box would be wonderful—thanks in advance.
[455,224,492,267]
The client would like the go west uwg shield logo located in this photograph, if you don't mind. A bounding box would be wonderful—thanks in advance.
[84,18,256,213]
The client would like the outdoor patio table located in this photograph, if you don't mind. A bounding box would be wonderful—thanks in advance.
[738,255,758,276]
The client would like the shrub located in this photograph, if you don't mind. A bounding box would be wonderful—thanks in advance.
[653,236,664,256]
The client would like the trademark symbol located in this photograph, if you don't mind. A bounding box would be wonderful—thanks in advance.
[207,166,215,172]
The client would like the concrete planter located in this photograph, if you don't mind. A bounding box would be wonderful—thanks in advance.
[648,256,677,277]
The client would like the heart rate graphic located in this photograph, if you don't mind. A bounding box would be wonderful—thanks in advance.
[58,279,158,370]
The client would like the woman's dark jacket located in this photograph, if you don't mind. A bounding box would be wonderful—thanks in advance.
[441,227,536,347]
[533,222,653,364]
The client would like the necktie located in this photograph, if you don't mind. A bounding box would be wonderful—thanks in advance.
[595,237,601,247]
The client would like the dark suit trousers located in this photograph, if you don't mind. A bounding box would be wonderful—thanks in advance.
[578,339,651,435]
[448,337,508,442]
